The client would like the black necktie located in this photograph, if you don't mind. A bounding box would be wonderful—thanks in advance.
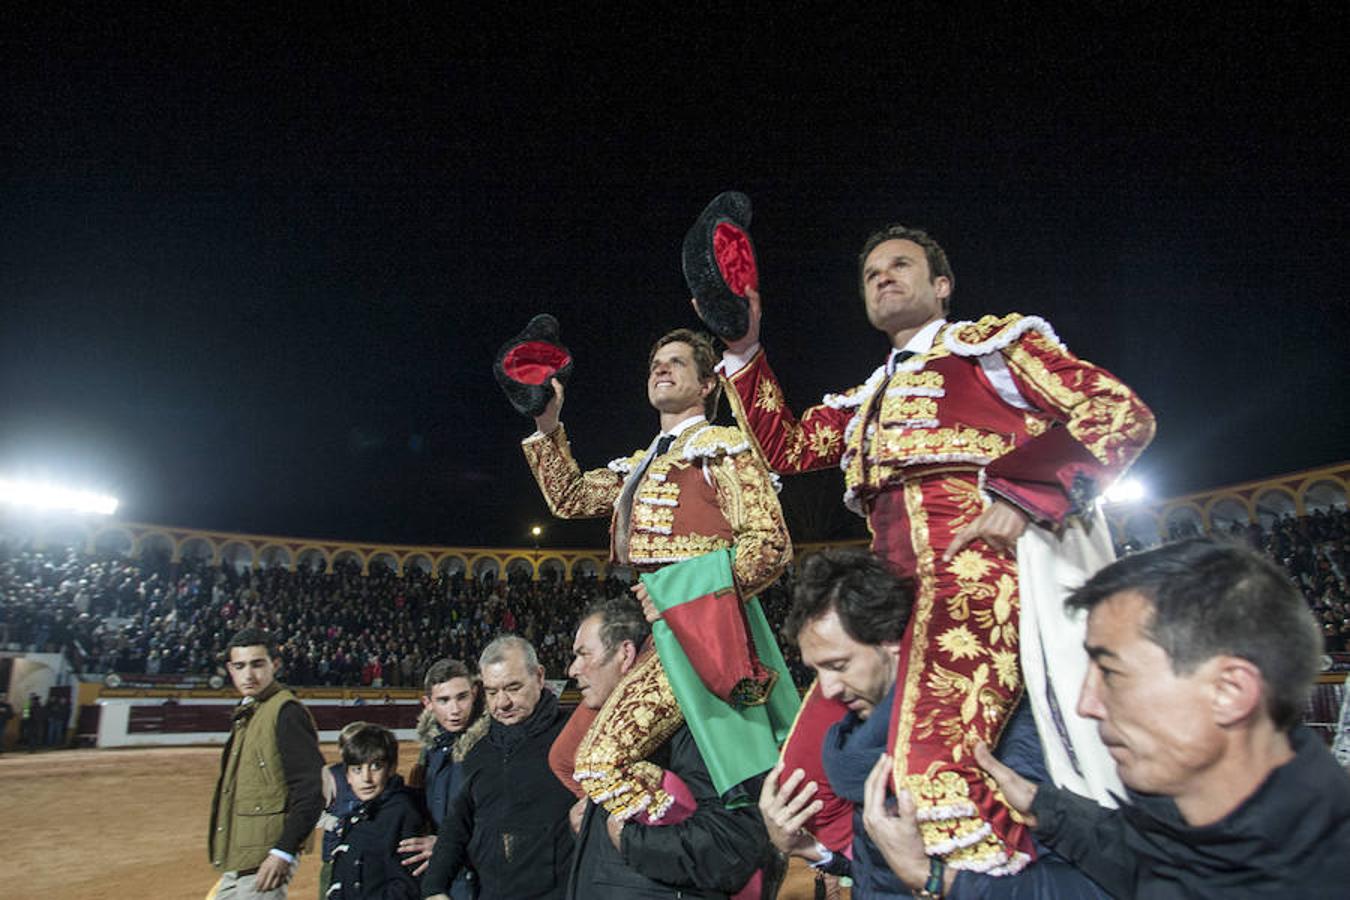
[655,434,675,456]
[895,349,917,363]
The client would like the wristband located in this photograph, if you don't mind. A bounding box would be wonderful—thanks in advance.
[914,855,945,898]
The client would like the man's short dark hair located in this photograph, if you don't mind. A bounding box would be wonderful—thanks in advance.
[1067,538,1322,730]
[423,658,475,696]
[650,328,723,420]
[226,627,278,659]
[583,595,650,658]
[858,224,954,315]
[784,549,913,646]
[341,723,399,771]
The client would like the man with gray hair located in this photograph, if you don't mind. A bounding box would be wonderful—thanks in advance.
[422,636,574,900]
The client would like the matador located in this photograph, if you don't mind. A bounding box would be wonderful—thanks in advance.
[714,225,1156,874]
[520,326,796,821]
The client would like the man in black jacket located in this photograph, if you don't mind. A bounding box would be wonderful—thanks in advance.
[565,596,768,899]
[869,539,1350,897]
[422,636,574,900]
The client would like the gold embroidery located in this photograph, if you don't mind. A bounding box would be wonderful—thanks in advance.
[1004,333,1155,466]
[628,530,733,563]
[782,429,805,467]
[947,550,993,582]
[754,379,783,413]
[903,770,1031,874]
[1023,413,1048,437]
[936,625,983,661]
[991,649,1018,690]
[873,427,1014,464]
[808,425,842,459]
[574,652,684,821]
[880,395,939,423]
[969,574,1017,647]
[890,370,945,391]
[521,425,624,519]
[709,450,792,596]
[631,504,676,533]
[942,477,985,532]
[894,482,935,768]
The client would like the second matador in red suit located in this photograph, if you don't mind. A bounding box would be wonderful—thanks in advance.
[715,225,1155,874]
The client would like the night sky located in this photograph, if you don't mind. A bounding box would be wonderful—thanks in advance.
[3,5,1347,550]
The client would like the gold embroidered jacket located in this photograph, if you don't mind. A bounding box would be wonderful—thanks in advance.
[521,421,790,596]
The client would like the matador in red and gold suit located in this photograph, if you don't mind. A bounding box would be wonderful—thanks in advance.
[717,226,1155,875]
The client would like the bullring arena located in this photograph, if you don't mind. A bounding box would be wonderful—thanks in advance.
[2,461,1347,899]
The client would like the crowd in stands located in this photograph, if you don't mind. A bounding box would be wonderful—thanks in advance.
[1,504,1346,686]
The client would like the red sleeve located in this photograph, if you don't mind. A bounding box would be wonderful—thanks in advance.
[725,349,855,474]
[985,329,1155,524]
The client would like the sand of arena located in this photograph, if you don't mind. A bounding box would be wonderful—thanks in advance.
[0,743,837,899]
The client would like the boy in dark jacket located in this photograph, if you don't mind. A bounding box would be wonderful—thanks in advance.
[328,724,425,900]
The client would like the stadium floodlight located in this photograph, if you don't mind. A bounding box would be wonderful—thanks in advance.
[0,478,119,515]
[1104,476,1148,505]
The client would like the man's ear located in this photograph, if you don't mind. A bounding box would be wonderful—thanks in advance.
[620,640,639,674]
[1210,656,1264,727]
[932,276,953,301]
[879,639,903,664]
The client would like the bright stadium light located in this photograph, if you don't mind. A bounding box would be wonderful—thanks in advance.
[1104,476,1148,505]
[0,478,119,515]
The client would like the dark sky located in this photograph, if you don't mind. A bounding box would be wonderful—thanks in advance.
[2,5,1347,549]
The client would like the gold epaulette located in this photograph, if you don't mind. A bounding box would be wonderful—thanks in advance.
[821,362,889,410]
[942,314,1065,356]
[680,424,752,460]
[607,448,648,475]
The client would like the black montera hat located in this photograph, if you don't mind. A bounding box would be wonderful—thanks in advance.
[682,191,759,341]
[493,314,573,417]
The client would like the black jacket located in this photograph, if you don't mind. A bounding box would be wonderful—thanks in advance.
[1032,726,1350,898]
[329,778,425,900]
[422,690,574,900]
[567,725,768,899]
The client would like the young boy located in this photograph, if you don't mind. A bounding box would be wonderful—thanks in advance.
[319,722,369,898]
[327,724,425,899]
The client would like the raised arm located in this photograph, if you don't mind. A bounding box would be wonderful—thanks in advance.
[714,288,856,476]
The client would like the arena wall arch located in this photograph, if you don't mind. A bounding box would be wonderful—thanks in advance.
[296,546,331,573]
[1122,512,1162,549]
[436,555,467,578]
[178,536,216,564]
[136,531,176,564]
[570,558,600,579]
[403,553,433,575]
[1203,494,1253,531]
[472,556,501,581]
[368,552,398,576]
[258,544,295,570]
[1160,503,1205,540]
[332,549,364,573]
[1300,478,1348,513]
[538,557,566,582]
[504,558,534,580]
[220,541,256,573]
[1252,487,1299,527]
